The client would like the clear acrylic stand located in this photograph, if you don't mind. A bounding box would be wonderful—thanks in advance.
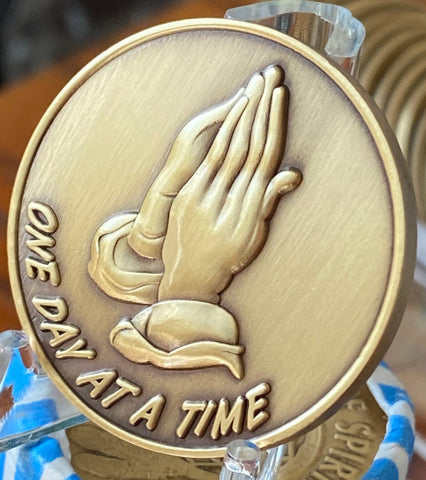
[225,0,365,75]
[0,330,85,453]
[222,2,365,477]
[6,2,423,480]
[0,3,367,479]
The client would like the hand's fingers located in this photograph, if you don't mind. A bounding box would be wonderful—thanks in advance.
[208,74,265,201]
[262,168,302,219]
[233,167,301,249]
[181,87,245,141]
[141,88,246,200]
[221,68,285,214]
[231,86,288,229]
[203,74,262,178]
[190,95,249,188]
[128,89,245,258]
[256,85,289,182]
[243,65,284,175]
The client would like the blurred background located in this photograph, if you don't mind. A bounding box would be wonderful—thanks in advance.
[0,0,425,478]
[0,0,176,85]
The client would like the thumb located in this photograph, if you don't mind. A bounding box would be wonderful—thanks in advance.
[262,167,302,219]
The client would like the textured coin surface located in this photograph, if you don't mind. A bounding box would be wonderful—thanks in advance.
[67,385,386,480]
[8,19,416,456]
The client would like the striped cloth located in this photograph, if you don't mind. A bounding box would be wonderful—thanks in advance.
[0,346,80,480]
[0,351,415,480]
[363,361,415,480]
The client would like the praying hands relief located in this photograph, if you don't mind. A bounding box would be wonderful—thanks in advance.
[88,65,302,379]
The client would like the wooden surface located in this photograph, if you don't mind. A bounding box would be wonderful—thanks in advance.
[0,0,425,477]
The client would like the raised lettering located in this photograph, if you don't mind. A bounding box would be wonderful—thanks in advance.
[129,394,165,430]
[328,448,366,465]
[101,377,141,408]
[246,383,270,431]
[40,322,80,347]
[25,202,60,285]
[27,202,59,234]
[335,421,372,438]
[211,397,245,440]
[76,370,117,399]
[25,257,61,286]
[194,400,217,437]
[334,433,371,454]
[32,296,68,322]
[56,338,96,360]
[176,401,206,438]
[176,383,272,439]
[25,224,55,262]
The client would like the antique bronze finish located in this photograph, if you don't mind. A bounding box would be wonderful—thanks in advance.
[8,19,416,456]
[89,65,301,380]
[67,385,386,480]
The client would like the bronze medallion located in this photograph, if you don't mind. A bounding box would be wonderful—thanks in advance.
[67,385,385,480]
[8,19,416,456]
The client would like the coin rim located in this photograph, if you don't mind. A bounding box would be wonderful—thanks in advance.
[7,18,417,457]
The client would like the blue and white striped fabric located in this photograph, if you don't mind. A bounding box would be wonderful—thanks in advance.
[0,347,80,480]
[363,361,415,480]
[0,353,415,479]
[0,433,79,480]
